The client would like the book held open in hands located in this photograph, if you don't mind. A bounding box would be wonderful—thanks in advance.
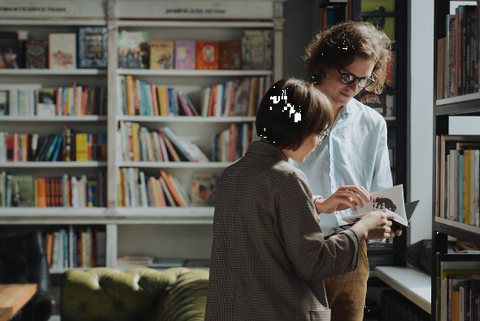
[339,185,419,229]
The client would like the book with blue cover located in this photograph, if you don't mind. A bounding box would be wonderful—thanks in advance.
[77,26,108,69]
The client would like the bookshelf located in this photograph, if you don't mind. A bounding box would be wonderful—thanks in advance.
[432,0,480,320]
[0,0,285,318]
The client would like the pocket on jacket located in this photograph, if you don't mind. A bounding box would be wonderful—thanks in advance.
[309,309,331,321]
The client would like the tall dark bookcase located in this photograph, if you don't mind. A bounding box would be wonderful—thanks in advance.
[432,0,480,319]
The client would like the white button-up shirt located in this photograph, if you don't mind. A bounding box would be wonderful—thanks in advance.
[291,98,393,236]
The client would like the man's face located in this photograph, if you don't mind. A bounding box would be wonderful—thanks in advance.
[316,56,376,110]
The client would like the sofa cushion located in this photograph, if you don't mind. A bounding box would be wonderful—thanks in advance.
[61,267,209,321]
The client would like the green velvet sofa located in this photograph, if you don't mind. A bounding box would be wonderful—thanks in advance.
[60,267,209,321]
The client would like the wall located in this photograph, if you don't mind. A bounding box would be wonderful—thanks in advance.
[407,0,434,244]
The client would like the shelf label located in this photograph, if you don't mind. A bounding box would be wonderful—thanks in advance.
[116,1,276,19]
[0,1,104,18]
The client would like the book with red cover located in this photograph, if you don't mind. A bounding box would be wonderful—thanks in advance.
[195,41,219,70]
[25,40,47,69]
[219,41,242,70]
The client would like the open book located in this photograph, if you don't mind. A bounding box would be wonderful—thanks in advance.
[339,185,420,229]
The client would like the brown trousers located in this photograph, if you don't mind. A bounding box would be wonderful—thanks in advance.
[324,241,369,321]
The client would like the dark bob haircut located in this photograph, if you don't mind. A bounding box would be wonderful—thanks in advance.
[255,78,334,151]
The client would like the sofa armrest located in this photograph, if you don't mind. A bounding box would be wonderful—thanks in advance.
[155,269,209,321]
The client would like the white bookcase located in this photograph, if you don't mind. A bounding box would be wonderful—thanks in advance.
[0,0,285,274]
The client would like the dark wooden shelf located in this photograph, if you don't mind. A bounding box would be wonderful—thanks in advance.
[359,12,399,18]
[433,220,480,245]
[438,253,480,262]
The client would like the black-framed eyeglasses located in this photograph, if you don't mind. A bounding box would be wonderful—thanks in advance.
[318,130,328,143]
[337,70,375,88]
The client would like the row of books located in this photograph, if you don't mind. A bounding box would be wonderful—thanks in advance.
[0,172,106,208]
[356,92,396,118]
[118,122,207,163]
[211,123,256,162]
[201,76,272,117]
[0,83,107,116]
[437,5,480,99]
[118,29,272,70]
[437,136,480,227]
[118,168,190,208]
[44,227,106,269]
[0,27,107,70]
[437,262,480,321]
[117,75,198,116]
[0,129,107,162]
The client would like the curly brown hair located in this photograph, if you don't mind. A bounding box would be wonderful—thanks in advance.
[303,21,392,94]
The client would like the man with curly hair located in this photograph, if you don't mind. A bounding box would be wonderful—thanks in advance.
[291,21,401,321]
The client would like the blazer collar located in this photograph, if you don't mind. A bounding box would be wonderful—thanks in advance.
[247,139,288,162]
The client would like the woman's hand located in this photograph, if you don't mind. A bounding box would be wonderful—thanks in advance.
[315,185,371,214]
[350,210,401,241]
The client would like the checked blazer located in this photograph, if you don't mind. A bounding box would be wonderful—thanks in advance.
[205,139,361,321]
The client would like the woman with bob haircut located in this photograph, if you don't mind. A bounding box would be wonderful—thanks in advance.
[205,78,397,321]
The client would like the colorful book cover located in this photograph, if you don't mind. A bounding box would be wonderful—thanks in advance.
[150,40,174,70]
[77,26,108,69]
[219,41,242,70]
[49,33,76,70]
[241,30,272,70]
[118,30,149,69]
[25,40,47,69]
[195,41,219,70]
[10,175,35,207]
[361,0,396,40]
[0,90,8,116]
[37,88,57,117]
[0,31,20,68]
[191,173,217,205]
[174,40,195,70]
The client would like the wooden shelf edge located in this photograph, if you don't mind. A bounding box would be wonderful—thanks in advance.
[434,217,480,243]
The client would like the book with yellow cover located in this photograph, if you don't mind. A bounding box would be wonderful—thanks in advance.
[150,40,174,70]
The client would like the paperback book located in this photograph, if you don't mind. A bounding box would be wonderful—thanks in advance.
[77,26,108,69]
[340,185,420,229]
[25,40,47,69]
[175,40,195,70]
[118,30,149,69]
[150,40,174,69]
[49,33,76,70]
[0,31,19,68]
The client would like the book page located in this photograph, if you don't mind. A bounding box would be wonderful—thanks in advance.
[340,184,408,227]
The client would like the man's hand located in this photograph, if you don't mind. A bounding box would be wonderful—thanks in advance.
[315,185,371,214]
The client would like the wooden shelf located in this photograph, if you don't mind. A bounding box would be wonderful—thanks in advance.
[0,69,106,76]
[0,116,106,122]
[434,217,480,244]
[0,161,107,168]
[117,69,273,76]
[117,116,255,123]
[374,266,431,314]
[117,161,231,169]
[116,20,275,28]
[436,92,480,115]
